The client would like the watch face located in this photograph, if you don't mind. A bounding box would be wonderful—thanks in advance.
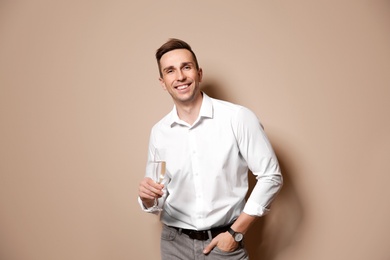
[234,233,244,242]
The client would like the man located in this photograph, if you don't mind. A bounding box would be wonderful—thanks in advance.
[138,38,283,259]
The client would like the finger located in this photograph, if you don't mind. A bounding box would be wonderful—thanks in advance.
[138,189,156,200]
[203,238,217,254]
[144,178,164,191]
[139,184,161,199]
[138,180,164,199]
[147,183,164,197]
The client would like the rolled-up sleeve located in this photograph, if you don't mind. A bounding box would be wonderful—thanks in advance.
[234,107,283,216]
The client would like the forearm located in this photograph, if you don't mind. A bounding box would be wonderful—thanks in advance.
[232,174,282,233]
[230,212,257,234]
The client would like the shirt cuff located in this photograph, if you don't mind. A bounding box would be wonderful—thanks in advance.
[137,197,160,215]
[243,199,270,217]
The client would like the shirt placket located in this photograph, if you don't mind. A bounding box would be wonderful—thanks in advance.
[188,128,204,227]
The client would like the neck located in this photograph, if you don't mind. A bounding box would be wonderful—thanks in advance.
[175,92,203,125]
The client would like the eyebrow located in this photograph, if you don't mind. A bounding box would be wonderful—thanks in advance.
[181,62,194,67]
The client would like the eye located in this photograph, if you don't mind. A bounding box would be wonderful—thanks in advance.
[183,65,191,70]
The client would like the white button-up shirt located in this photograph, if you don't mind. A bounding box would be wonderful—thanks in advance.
[139,93,282,230]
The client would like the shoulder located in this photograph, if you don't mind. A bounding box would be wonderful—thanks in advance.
[209,97,243,113]
[210,97,259,121]
[150,110,173,134]
[210,97,263,133]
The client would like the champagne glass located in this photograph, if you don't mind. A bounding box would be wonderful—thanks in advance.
[151,160,166,211]
[153,148,166,184]
[153,160,166,184]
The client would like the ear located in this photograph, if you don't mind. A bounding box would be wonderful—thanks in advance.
[159,77,167,90]
[198,68,203,83]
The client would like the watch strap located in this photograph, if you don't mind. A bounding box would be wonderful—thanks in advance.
[228,227,243,242]
[228,227,235,236]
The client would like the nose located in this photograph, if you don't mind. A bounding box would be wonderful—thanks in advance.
[177,70,186,81]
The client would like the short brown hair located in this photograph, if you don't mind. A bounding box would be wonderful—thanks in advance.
[156,38,199,77]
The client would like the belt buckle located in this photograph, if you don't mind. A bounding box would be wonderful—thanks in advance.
[189,230,208,240]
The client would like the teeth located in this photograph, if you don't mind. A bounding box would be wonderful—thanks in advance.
[177,84,188,90]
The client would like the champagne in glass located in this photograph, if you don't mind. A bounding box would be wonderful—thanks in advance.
[151,160,166,212]
[153,148,166,184]
[154,161,166,184]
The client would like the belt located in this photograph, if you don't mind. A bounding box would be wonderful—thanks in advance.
[169,224,232,241]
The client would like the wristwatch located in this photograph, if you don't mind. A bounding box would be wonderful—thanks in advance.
[228,227,244,243]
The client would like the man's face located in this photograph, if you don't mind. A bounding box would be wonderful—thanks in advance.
[159,49,203,105]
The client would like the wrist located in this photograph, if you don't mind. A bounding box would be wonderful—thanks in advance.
[142,198,158,209]
[228,227,244,243]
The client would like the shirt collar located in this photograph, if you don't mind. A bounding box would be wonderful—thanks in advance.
[169,92,213,127]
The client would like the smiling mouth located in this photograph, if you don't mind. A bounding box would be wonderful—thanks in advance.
[175,84,190,90]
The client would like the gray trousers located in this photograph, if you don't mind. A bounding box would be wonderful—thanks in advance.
[160,225,249,260]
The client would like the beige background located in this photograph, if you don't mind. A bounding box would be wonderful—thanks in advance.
[1,1,389,260]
